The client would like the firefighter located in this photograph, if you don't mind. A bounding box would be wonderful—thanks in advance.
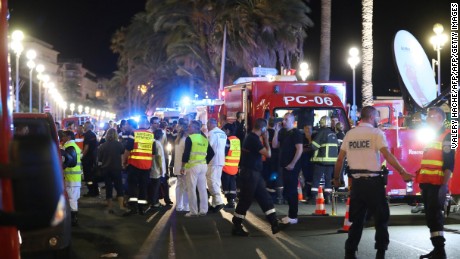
[272,113,303,224]
[123,116,154,216]
[206,118,227,212]
[75,124,85,152]
[417,107,455,259]
[310,116,339,204]
[180,120,213,217]
[61,130,82,226]
[333,106,413,259]
[231,118,283,236]
[221,123,240,209]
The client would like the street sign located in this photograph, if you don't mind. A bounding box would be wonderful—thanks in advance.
[44,106,50,113]
[252,67,278,76]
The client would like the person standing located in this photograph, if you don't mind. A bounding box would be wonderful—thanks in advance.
[98,128,127,214]
[181,120,213,217]
[272,113,303,224]
[221,123,240,209]
[206,118,227,212]
[82,121,99,197]
[145,129,167,213]
[232,118,283,236]
[417,107,454,259]
[75,124,85,152]
[123,116,154,216]
[333,106,413,259]
[60,130,81,226]
[310,116,339,204]
[173,123,189,212]
[234,111,246,146]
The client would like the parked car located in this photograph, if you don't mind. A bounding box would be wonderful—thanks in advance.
[13,113,72,258]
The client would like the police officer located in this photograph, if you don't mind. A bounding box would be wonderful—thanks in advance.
[311,116,339,203]
[61,130,82,226]
[418,107,454,259]
[333,106,413,259]
[232,118,283,236]
[123,116,154,216]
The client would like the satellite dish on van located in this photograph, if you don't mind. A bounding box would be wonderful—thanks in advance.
[393,30,437,110]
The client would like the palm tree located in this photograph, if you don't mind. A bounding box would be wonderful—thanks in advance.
[362,0,374,106]
[318,0,331,81]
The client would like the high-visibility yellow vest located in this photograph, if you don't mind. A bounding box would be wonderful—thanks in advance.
[63,141,82,183]
[128,130,154,170]
[417,130,450,185]
[185,134,208,169]
[223,136,240,175]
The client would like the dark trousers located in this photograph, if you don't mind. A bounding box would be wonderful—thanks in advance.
[420,183,447,233]
[345,177,389,252]
[103,169,124,199]
[235,168,276,220]
[148,178,161,205]
[160,175,172,202]
[221,173,237,200]
[127,165,150,210]
[282,168,300,218]
[301,152,313,198]
[82,158,99,195]
[312,164,334,198]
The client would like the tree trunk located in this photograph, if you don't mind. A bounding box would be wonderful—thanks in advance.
[318,0,331,81]
[362,0,374,106]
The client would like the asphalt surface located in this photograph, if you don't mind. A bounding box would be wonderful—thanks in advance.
[71,183,460,259]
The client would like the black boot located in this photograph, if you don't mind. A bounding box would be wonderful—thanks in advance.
[324,192,331,204]
[225,199,235,209]
[266,212,286,234]
[420,236,446,259]
[231,217,249,236]
[276,188,284,205]
[345,250,357,259]
[71,211,78,226]
[376,249,385,259]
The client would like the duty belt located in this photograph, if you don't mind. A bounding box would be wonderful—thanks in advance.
[349,169,385,178]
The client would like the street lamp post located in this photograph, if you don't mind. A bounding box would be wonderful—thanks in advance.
[26,50,37,113]
[348,47,360,125]
[430,23,447,96]
[36,65,45,112]
[298,62,310,81]
[11,30,24,112]
[70,103,75,115]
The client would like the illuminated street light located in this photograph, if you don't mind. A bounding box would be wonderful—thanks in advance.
[62,101,68,119]
[348,47,360,125]
[85,106,90,114]
[11,30,24,112]
[78,105,83,114]
[298,62,310,81]
[36,65,46,112]
[70,103,75,115]
[26,50,37,113]
[430,23,447,96]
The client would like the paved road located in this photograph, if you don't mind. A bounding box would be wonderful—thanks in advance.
[71,185,460,259]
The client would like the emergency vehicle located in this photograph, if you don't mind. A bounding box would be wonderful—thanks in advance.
[1,2,68,258]
[61,114,96,129]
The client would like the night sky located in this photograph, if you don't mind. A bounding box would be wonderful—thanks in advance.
[8,0,453,102]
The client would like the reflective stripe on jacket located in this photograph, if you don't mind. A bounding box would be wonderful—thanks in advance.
[185,133,208,169]
[223,136,240,175]
[311,128,339,165]
[128,130,154,170]
[417,130,450,185]
[64,141,82,183]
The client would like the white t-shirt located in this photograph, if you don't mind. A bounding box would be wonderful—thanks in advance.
[151,140,166,179]
[341,122,388,171]
[208,127,227,166]
[173,136,186,175]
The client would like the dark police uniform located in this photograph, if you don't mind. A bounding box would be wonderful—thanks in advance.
[232,132,279,235]
[340,122,390,253]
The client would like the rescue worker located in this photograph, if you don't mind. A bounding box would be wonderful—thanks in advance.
[221,123,240,209]
[417,107,454,259]
[272,113,303,224]
[333,106,413,259]
[75,124,85,152]
[206,118,227,212]
[311,116,339,204]
[180,120,213,217]
[232,118,283,236]
[82,121,99,197]
[123,116,154,216]
[234,111,246,146]
[61,130,82,226]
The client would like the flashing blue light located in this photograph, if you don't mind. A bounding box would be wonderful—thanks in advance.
[270,172,278,181]
[181,96,191,106]
[133,116,140,123]
[99,122,105,128]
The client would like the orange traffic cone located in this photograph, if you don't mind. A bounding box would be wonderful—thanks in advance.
[338,197,352,233]
[312,186,329,216]
[297,181,304,201]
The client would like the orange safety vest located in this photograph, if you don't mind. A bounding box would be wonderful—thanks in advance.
[417,129,450,185]
[223,136,241,175]
[128,129,154,170]
[75,133,84,151]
